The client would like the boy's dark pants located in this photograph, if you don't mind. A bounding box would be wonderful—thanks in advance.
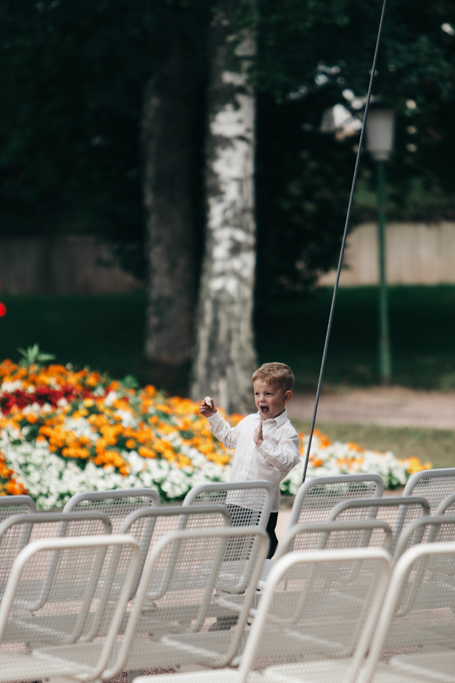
[227,504,278,559]
[209,504,278,630]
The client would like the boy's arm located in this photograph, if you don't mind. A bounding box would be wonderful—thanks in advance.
[206,410,241,450]
[255,424,300,472]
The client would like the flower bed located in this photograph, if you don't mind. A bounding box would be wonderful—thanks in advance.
[0,359,431,508]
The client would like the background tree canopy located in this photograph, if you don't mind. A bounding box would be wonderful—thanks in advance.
[1,0,455,298]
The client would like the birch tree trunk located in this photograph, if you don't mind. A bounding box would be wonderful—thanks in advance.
[191,6,257,414]
[142,36,199,367]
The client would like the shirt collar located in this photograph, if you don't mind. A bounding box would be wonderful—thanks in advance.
[257,408,288,426]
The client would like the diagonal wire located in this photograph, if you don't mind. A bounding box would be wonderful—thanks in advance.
[302,0,389,483]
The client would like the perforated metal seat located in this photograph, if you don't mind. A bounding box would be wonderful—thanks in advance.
[133,546,391,683]
[403,468,455,514]
[63,487,160,533]
[436,491,455,515]
[393,514,455,563]
[0,495,36,520]
[256,519,393,589]
[358,542,455,683]
[0,511,112,605]
[288,474,384,528]
[119,504,232,598]
[183,481,275,530]
[0,534,140,683]
[327,496,430,554]
[276,519,393,557]
[110,526,269,675]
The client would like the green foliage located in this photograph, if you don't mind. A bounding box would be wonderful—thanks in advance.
[0,0,210,278]
[17,344,56,368]
[1,0,455,294]
[252,0,455,293]
[122,374,140,389]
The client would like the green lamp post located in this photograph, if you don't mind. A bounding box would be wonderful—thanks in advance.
[365,106,395,385]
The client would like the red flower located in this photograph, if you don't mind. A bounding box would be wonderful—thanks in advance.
[0,303,6,317]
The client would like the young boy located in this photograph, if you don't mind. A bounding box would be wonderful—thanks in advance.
[199,361,300,559]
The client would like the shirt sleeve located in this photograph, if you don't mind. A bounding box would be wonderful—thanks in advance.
[256,427,301,473]
[207,410,241,450]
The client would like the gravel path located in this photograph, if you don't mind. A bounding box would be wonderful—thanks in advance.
[288,386,455,429]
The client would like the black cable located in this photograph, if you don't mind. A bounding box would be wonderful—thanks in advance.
[301,0,389,483]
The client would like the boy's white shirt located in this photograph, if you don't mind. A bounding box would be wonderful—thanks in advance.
[207,409,300,512]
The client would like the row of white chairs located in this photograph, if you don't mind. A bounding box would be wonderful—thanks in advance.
[1,526,454,683]
[139,540,455,683]
[0,467,454,681]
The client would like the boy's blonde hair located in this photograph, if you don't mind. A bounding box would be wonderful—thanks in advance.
[252,362,294,392]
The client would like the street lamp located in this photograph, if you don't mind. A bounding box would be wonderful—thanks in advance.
[365,105,395,385]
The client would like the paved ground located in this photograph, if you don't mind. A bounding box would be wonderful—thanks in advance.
[288,386,455,430]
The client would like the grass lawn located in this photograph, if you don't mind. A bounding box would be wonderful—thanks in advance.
[0,292,147,382]
[292,420,455,470]
[0,285,454,392]
[256,285,455,391]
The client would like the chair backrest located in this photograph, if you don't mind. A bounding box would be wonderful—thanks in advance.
[436,492,455,515]
[393,514,455,564]
[0,511,112,605]
[403,468,455,514]
[110,526,269,676]
[183,481,274,530]
[289,474,384,527]
[63,488,160,533]
[0,534,140,683]
[275,520,393,560]
[327,496,429,554]
[235,547,391,683]
[119,504,232,598]
[0,495,36,520]
[359,542,455,683]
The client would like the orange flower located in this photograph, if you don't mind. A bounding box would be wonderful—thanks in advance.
[138,446,156,459]
[155,404,171,414]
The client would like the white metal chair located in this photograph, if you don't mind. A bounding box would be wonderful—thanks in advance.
[256,519,392,589]
[63,487,160,533]
[358,542,455,683]
[0,511,112,602]
[133,546,391,683]
[0,534,140,683]
[288,474,384,527]
[119,504,232,598]
[110,526,269,677]
[403,468,455,514]
[327,496,430,554]
[0,495,36,519]
[183,481,275,530]
[275,519,393,557]
[393,514,455,569]
[436,491,455,515]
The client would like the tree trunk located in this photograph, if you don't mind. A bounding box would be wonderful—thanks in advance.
[191,7,257,414]
[142,36,200,367]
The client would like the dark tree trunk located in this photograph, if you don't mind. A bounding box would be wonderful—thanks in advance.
[141,36,201,367]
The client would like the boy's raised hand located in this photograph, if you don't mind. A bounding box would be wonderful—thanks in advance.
[253,415,264,447]
[199,396,217,418]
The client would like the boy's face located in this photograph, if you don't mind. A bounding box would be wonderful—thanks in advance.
[253,379,292,420]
